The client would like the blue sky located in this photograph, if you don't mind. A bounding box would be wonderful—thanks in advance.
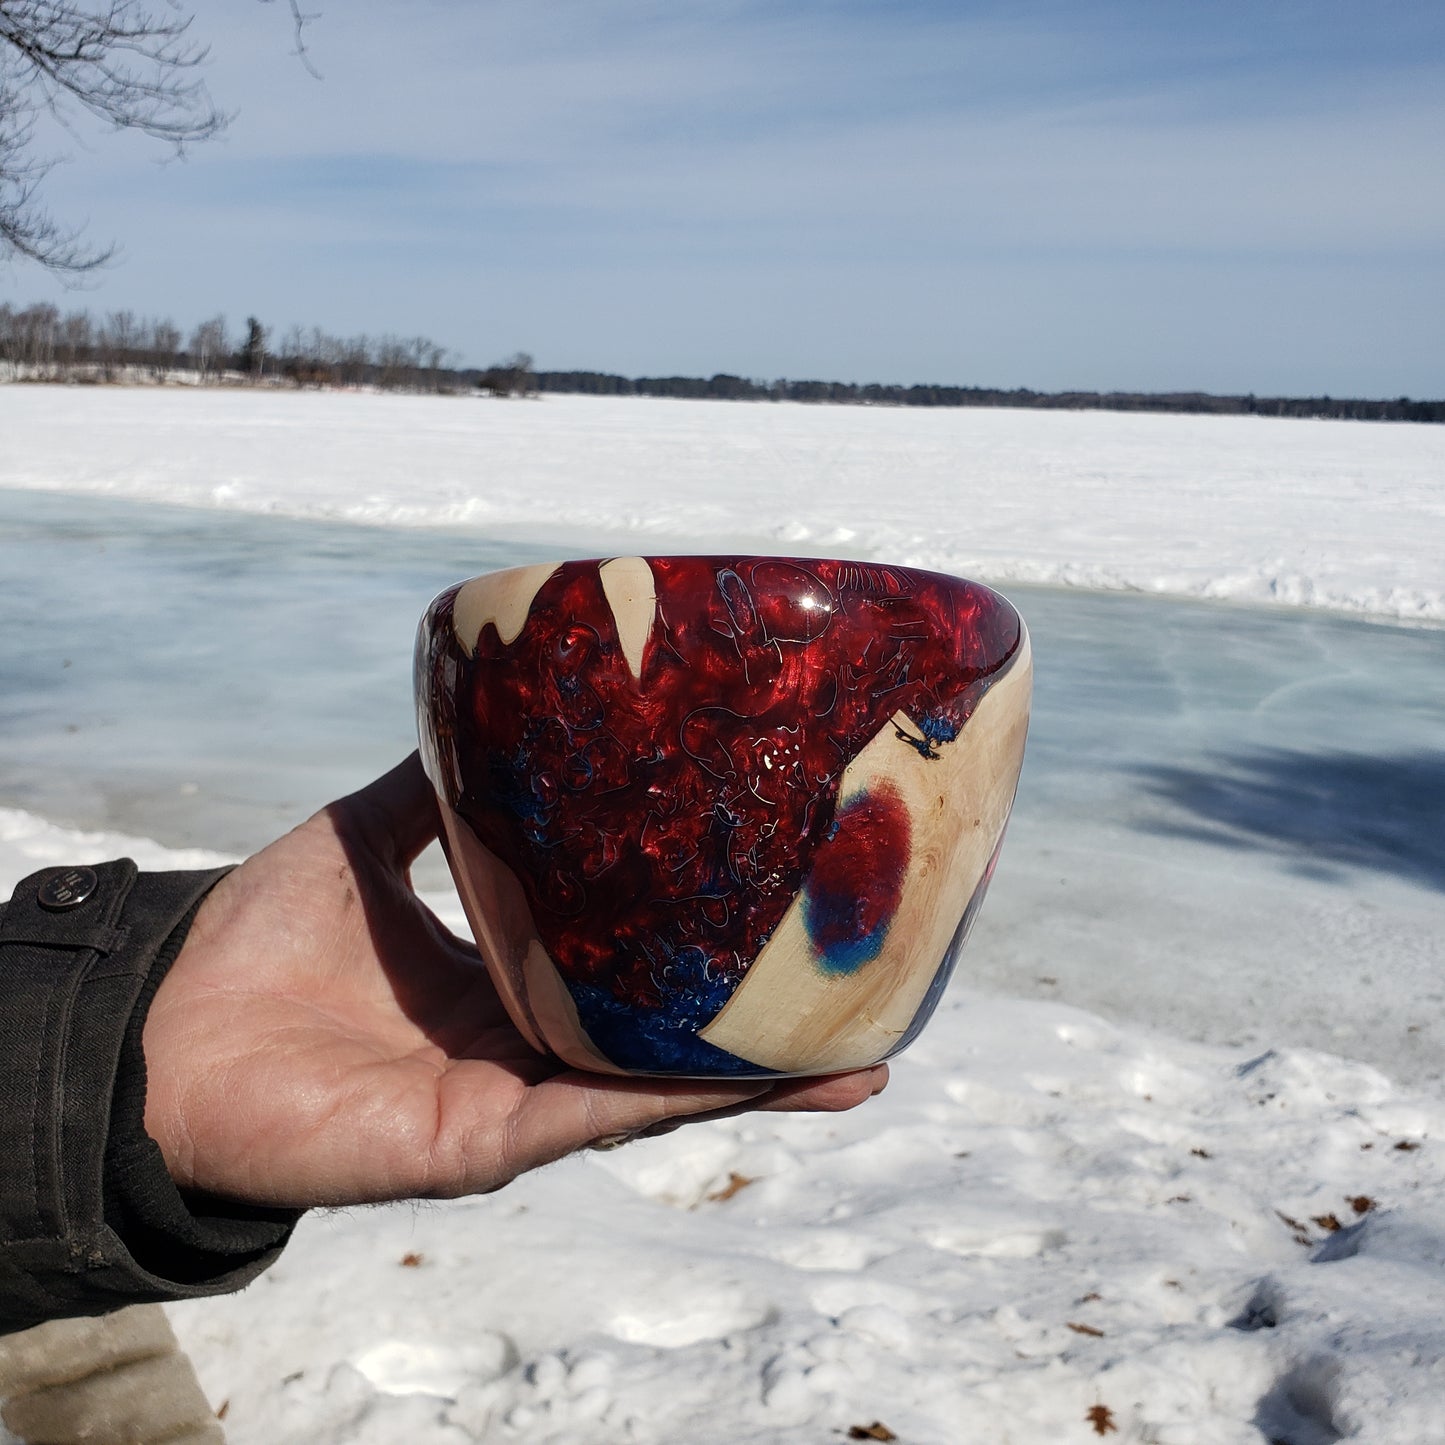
[8,0,1443,394]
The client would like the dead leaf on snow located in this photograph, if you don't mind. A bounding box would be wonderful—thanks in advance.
[1276,1211,1312,1245]
[705,1171,756,1203]
[847,1423,898,1441]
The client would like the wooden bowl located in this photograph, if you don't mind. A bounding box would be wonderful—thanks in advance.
[416,555,1030,1077]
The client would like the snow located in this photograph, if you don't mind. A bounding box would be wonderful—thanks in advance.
[144,1012,1445,1445]
[1,387,1443,1442]
[2,386,1443,623]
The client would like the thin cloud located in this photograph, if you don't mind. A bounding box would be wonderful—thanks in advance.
[12,0,1444,392]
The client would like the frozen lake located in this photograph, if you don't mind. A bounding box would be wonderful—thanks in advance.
[5,486,1442,1083]
[5,394,1445,1442]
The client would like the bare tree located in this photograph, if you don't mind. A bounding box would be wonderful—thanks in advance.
[238,314,267,379]
[423,339,447,391]
[14,300,59,372]
[481,351,535,397]
[100,307,137,375]
[149,315,180,379]
[58,304,92,372]
[188,313,228,380]
[0,2,316,273]
[374,334,409,390]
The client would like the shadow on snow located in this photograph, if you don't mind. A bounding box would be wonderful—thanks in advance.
[1131,748,1445,894]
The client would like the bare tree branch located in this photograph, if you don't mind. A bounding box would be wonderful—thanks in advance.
[0,104,112,270]
[0,1,319,273]
[260,0,322,81]
[0,3,227,143]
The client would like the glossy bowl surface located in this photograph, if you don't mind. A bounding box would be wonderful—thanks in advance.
[417,555,1030,1076]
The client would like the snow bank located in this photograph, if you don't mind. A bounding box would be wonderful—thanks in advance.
[4,821,1443,1442]
[170,997,1445,1444]
[2,387,1441,624]
[0,807,234,879]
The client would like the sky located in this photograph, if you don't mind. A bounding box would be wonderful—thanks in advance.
[5,0,1444,396]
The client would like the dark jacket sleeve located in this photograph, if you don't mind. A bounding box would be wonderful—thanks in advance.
[0,861,300,1336]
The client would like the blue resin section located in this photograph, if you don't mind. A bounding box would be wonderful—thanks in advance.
[571,942,777,1077]
[573,985,775,1076]
[802,894,891,975]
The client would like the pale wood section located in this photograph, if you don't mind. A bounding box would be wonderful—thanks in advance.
[438,808,620,1073]
[522,938,620,1074]
[700,631,1032,1073]
[451,562,559,656]
[598,556,658,682]
[438,806,545,1052]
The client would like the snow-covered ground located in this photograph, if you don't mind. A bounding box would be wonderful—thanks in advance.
[3,386,1443,623]
[1,387,1443,1443]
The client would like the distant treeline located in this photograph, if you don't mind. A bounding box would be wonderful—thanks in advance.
[526,370,1445,424]
[0,304,454,391]
[2,301,1439,423]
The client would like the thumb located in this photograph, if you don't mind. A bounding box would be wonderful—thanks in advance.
[336,751,442,871]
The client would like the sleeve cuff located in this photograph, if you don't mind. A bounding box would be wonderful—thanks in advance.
[0,862,300,1334]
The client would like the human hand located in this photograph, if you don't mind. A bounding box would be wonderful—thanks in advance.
[142,754,887,1209]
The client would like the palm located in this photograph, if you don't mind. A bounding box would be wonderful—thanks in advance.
[142,755,884,1209]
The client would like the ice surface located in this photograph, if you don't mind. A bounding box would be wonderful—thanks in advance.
[1,389,1443,1441]
[981,587,1445,1087]
[3,487,1440,1088]
[0,489,578,852]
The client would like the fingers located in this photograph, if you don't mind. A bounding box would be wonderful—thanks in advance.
[341,751,441,870]
[756,1064,889,1113]
[633,1066,889,1137]
[503,1064,888,1177]
[491,1074,772,1181]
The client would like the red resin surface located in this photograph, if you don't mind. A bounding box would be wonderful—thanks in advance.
[420,556,1023,1072]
